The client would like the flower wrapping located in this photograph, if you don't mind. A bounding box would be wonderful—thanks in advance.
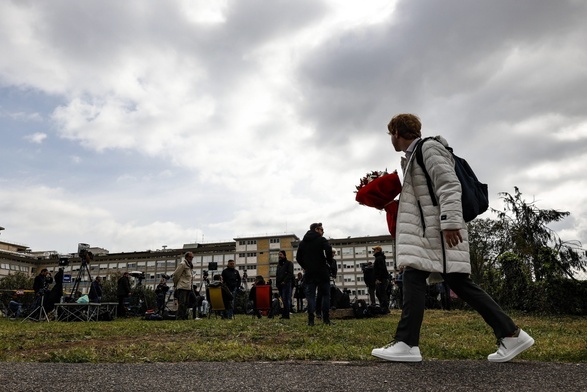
[355,171,402,237]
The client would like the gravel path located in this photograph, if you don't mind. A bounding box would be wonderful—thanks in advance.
[1,360,586,392]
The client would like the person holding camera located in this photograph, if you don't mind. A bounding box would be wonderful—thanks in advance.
[173,252,194,320]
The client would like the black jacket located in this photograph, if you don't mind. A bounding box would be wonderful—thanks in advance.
[373,251,390,282]
[117,276,131,297]
[296,230,333,284]
[276,259,294,289]
[221,267,241,292]
[33,274,47,294]
[89,280,102,302]
[363,263,375,287]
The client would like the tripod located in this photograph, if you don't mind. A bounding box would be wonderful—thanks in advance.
[70,256,93,299]
[22,292,50,322]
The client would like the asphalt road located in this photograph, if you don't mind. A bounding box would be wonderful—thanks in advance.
[1,360,586,392]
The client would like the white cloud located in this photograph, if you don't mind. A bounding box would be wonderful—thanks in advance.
[1,0,587,255]
[24,132,47,143]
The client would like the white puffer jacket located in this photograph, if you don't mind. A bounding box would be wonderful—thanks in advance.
[395,136,470,275]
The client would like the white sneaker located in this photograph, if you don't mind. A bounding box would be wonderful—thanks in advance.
[371,341,422,362]
[488,329,534,362]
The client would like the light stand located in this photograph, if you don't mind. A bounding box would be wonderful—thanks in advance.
[22,292,50,322]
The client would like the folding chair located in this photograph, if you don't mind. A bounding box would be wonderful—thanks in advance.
[207,286,226,318]
[253,285,271,318]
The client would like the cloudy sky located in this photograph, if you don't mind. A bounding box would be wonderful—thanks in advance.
[1,0,586,255]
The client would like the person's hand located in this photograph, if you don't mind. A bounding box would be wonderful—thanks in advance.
[444,229,463,248]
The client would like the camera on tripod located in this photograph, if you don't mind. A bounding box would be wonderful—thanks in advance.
[130,271,146,280]
[58,256,70,267]
[78,243,93,265]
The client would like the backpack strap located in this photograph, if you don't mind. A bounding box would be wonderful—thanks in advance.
[414,137,438,207]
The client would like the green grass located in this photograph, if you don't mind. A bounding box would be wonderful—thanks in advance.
[0,310,585,363]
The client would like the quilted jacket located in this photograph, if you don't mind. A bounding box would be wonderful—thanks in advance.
[395,135,470,276]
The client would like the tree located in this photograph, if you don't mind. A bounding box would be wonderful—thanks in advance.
[494,187,587,281]
[0,271,33,291]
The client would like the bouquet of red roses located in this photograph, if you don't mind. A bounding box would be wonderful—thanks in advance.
[355,170,402,237]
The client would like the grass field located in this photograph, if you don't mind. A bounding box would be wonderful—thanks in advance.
[0,310,585,363]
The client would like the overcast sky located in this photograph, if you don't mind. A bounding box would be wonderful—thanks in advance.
[1,0,586,256]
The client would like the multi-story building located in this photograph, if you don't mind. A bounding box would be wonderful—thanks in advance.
[0,233,395,301]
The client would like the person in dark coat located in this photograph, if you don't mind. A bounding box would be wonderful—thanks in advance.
[117,272,132,317]
[221,259,241,319]
[362,262,376,305]
[296,222,334,326]
[89,276,103,303]
[373,246,390,311]
[275,250,294,319]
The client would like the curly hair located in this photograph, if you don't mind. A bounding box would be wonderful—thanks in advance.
[387,113,422,139]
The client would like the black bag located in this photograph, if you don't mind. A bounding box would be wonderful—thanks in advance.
[352,299,370,318]
[415,137,488,222]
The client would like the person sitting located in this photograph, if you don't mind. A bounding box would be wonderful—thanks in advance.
[8,291,24,319]
[206,275,233,319]
[249,275,271,318]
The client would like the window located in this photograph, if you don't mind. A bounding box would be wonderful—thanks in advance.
[270,238,280,244]
[342,247,353,259]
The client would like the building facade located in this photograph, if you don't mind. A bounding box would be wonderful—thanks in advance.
[0,234,396,302]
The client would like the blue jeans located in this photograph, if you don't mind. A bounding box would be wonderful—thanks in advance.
[224,288,238,319]
[305,280,330,320]
[279,283,292,317]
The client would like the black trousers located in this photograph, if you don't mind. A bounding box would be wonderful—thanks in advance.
[395,268,517,347]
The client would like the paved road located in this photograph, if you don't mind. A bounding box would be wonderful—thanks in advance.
[2,361,586,392]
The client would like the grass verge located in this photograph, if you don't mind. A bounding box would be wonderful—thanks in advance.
[0,310,585,363]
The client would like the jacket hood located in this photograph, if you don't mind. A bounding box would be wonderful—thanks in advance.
[302,230,322,242]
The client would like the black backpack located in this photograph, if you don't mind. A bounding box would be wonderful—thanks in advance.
[415,137,488,222]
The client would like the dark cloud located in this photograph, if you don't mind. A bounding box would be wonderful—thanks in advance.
[294,0,587,145]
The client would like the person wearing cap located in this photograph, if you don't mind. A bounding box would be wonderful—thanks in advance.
[372,113,534,363]
[372,246,390,312]
[296,222,334,326]
[173,252,194,320]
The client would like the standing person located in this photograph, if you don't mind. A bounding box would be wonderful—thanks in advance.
[395,266,404,309]
[173,252,194,320]
[373,246,390,312]
[31,268,49,313]
[117,272,132,318]
[362,262,376,305]
[276,250,294,319]
[221,259,241,319]
[296,222,334,326]
[293,272,305,312]
[88,276,103,303]
[372,113,534,363]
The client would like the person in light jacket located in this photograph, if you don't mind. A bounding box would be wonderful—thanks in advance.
[173,252,194,320]
[371,113,534,363]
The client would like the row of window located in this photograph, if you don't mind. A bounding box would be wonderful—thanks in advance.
[0,263,29,272]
